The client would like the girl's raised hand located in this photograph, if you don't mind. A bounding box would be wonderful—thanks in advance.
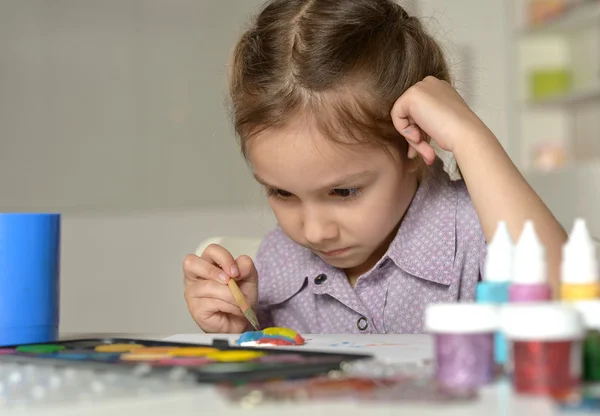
[391,76,491,163]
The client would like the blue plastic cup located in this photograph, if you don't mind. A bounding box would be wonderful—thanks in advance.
[0,213,61,346]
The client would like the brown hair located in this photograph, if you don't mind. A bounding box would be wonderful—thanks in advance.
[228,0,451,177]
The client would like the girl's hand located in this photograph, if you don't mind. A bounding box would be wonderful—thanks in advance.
[390,76,491,163]
[183,244,258,333]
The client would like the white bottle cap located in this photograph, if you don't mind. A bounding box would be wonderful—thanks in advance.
[573,300,600,330]
[425,303,499,334]
[513,221,547,285]
[500,303,584,341]
[561,218,600,284]
[484,221,514,283]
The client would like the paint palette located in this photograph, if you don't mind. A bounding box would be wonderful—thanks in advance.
[0,338,371,384]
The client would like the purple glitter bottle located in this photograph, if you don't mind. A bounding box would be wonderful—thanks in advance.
[425,303,499,392]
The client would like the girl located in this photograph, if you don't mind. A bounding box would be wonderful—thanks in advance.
[183,0,566,334]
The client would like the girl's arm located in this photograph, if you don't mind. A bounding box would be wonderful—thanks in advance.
[453,125,567,294]
[392,76,567,295]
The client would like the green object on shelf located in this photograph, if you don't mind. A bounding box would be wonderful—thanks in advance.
[583,329,600,382]
[530,69,572,101]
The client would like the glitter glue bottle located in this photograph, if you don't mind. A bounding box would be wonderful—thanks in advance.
[561,219,600,301]
[509,221,552,302]
[476,221,513,366]
[425,303,499,392]
[500,303,584,399]
[573,300,600,383]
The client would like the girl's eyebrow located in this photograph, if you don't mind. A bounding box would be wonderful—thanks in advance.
[317,170,376,190]
[253,174,273,187]
[253,170,376,190]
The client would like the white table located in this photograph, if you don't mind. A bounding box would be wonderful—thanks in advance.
[2,333,595,416]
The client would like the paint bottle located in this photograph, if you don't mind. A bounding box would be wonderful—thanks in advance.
[425,303,499,392]
[509,221,552,302]
[573,300,600,383]
[476,221,513,366]
[500,303,584,399]
[561,219,600,301]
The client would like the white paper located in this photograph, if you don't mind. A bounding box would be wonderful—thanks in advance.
[163,333,433,363]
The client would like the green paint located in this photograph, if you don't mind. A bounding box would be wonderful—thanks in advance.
[583,330,600,382]
[16,344,65,354]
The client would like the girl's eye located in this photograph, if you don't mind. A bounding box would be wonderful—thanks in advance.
[266,188,293,199]
[331,188,362,199]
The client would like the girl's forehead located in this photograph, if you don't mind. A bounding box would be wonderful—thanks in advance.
[247,121,385,166]
[247,123,399,190]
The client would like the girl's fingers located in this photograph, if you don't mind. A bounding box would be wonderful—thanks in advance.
[183,255,230,284]
[407,141,436,165]
[191,297,246,319]
[234,255,258,284]
[200,244,240,279]
[184,279,238,309]
[413,141,436,165]
[401,125,422,144]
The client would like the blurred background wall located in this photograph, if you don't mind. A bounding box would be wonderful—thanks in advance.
[0,0,597,335]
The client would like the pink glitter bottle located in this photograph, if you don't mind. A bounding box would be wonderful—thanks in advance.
[509,221,552,302]
[425,303,499,393]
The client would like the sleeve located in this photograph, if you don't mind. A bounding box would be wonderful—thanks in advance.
[457,186,488,300]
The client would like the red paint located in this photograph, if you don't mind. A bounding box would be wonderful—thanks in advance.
[294,334,305,345]
[257,338,294,346]
[513,340,579,399]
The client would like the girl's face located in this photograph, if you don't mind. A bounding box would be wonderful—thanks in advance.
[247,117,419,278]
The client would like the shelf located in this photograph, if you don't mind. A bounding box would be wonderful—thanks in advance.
[524,83,600,108]
[519,1,600,35]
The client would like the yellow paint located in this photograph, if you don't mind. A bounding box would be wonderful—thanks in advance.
[561,283,600,301]
[168,347,220,357]
[128,347,178,354]
[120,353,172,361]
[95,344,145,353]
[206,350,265,362]
[262,327,298,339]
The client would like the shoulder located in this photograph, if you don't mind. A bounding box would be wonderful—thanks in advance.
[422,160,485,260]
[451,179,485,243]
[448,177,486,275]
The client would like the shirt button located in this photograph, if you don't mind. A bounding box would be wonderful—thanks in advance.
[314,273,328,285]
[357,316,368,331]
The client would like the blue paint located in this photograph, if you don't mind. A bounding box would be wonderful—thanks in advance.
[51,352,92,360]
[88,353,122,362]
[236,331,296,345]
[476,281,510,365]
[235,331,263,345]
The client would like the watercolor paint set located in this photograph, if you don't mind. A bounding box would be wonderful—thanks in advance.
[0,337,372,384]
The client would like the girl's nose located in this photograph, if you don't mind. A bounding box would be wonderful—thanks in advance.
[303,208,338,246]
